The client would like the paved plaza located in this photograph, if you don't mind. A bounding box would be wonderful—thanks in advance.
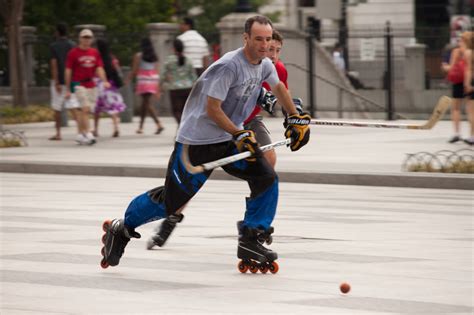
[0,117,473,189]
[1,173,473,314]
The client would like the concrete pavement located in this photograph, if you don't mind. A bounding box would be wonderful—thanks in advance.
[1,173,473,314]
[0,116,473,189]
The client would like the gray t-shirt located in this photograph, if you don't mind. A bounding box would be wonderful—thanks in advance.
[176,48,279,145]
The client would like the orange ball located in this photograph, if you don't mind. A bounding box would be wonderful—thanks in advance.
[340,282,350,294]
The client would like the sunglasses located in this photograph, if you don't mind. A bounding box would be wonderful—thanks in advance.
[81,36,93,39]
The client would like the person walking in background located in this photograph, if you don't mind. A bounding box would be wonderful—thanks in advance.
[177,17,210,76]
[65,29,110,145]
[443,33,468,144]
[161,39,196,125]
[332,42,346,72]
[92,39,126,138]
[462,31,474,145]
[127,37,164,135]
[48,23,75,141]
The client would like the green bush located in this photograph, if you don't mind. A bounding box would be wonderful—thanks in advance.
[0,105,55,124]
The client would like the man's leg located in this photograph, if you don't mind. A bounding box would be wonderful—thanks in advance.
[146,142,228,249]
[49,83,63,140]
[221,144,279,272]
[245,116,276,168]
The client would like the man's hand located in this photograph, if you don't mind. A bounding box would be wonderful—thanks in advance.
[256,87,277,114]
[284,113,311,151]
[232,130,262,162]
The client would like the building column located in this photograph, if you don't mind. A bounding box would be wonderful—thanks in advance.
[404,42,426,91]
[147,22,179,116]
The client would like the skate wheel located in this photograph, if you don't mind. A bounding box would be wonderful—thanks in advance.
[266,235,273,245]
[102,220,111,232]
[100,258,109,269]
[249,263,259,274]
[238,260,248,273]
[101,233,107,244]
[259,264,269,274]
[269,261,279,274]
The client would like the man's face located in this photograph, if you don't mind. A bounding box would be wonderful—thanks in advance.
[267,39,282,64]
[179,23,189,33]
[79,36,93,47]
[244,22,273,61]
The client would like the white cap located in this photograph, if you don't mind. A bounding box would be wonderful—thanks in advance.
[79,29,93,38]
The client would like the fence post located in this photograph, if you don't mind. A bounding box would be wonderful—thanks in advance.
[385,21,394,121]
[307,34,315,117]
[337,88,343,118]
[120,66,134,123]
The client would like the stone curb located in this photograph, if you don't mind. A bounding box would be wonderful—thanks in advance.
[1,161,472,190]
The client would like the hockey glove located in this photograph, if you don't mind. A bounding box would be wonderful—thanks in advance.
[284,113,311,151]
[292,98,304,115]
[232,130,262,162]
[256,87,277,114]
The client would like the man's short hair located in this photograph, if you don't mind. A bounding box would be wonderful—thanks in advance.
[183,17,194,30]
[56,23,68,37]
[272,29,283,43]
[244,15,273,36]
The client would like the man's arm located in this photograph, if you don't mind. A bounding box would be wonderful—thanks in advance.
[206,96,240,134]
[50,58,61,93]
[64,68,72,98]
[271,81,298,116]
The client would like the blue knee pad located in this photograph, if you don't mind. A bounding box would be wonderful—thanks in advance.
[124,192,166,229]
[243,177,278,230]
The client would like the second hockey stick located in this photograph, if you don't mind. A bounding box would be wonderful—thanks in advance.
[181,138,291,174]
[310,95,452,130]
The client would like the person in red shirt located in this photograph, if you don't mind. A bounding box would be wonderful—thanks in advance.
[243,29,288,168]
[65,29,109,145]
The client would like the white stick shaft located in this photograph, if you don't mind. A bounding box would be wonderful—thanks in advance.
[310,120,414,129]
[201,138,291,171]
[310,95,451,130]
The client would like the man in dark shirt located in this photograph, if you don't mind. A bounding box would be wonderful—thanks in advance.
[49,23,75,140]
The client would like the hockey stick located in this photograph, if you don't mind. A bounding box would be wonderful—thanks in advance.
[181,138,291,174]
[310,96,452,130]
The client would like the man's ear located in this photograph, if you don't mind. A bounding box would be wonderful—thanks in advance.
[243,32,249,43]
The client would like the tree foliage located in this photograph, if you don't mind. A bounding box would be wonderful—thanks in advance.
[23,0,175,35]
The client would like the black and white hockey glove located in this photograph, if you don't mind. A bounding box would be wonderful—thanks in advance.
[282,98,305,127]
[284,113,311,152]
[232,130,262,162]
[256,87,277,114]
[292,98,304,115]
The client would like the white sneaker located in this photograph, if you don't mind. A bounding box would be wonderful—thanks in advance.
[85,132,96,145]
[75,134,88,145]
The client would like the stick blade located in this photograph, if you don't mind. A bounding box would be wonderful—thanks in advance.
[420,95,452,130]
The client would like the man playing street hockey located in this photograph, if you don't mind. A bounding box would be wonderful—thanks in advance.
[100,15,311,272]
[146,28,304,250]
